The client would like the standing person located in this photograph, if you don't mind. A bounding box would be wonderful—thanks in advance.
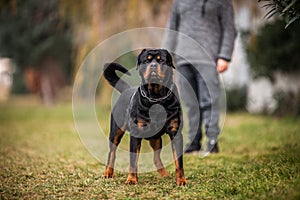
[163,0,237,154]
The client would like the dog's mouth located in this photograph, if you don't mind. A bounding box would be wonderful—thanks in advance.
[145,70,164,84]
[146,77,163,84]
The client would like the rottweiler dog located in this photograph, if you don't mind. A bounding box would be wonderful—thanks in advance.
[103,49,187,186]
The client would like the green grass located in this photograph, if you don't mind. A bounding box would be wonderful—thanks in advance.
[0,96,300,199]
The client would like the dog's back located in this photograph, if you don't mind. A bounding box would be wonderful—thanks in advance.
[111,87,137,131]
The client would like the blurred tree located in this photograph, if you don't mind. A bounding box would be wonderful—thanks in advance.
[259,0,300,28]
[0,0,72,105]
[246,19,300,79]
[58,0,172,105]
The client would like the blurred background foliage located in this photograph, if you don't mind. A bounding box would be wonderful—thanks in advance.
[259,0,300,28]
[246,19,300,79]
[0,0,72,71]
[0,0,299,115]
[0,0,72,99]
[243,0,300,116]
[0,0,172,105]
[226,86,248,112]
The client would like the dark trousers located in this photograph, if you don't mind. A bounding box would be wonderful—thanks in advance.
[177,63,220,149]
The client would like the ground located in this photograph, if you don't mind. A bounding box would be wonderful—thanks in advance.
[0,96,299,199]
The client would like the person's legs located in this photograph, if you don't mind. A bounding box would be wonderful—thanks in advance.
[178,64,202,152]
[197,64,220,153]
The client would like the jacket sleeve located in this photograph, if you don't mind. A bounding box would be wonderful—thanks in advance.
[218,0,237,61]
[162,0,180,52]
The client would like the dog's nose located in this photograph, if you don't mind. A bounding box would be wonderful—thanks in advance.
[150,63,157,69]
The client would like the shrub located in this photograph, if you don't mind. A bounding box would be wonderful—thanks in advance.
[226,86,247,111]
[246,19,300,79]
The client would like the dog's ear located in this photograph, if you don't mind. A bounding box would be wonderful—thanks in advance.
[136,49,147,70]
[163,49,175,69]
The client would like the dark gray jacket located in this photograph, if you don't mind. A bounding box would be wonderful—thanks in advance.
[164,0,237,65]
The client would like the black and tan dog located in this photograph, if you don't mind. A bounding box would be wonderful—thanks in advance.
[103,49,187,186]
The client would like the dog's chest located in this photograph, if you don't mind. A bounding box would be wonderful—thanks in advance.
[127,90,181,139]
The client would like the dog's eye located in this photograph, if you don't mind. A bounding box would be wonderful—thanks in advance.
[157,55,165,63]
[158,57,165,64]
[147,55,153,61]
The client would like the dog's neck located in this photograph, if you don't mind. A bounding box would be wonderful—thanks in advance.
[140,83,174,103]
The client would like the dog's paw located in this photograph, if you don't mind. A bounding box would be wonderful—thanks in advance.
[176,177,187,186]
[125,175,138,185]
[103,167,114,178]
[158,168,170,177]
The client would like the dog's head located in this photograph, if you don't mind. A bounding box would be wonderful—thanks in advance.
[136,49,175,88]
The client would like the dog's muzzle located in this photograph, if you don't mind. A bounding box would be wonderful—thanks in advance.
[146,64,163,83]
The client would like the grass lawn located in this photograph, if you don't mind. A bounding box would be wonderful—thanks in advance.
[0,96,299,199]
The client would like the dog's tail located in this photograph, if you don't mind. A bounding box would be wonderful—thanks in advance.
[103,62,131,93]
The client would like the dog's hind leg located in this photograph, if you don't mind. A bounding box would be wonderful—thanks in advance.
[104,117,125,179]
[149,138,170,177]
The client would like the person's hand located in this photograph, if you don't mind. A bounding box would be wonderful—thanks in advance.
[217,58,229,73]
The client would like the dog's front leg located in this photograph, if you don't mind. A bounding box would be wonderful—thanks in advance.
[126,136,142,185]
[169,131,187,186]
